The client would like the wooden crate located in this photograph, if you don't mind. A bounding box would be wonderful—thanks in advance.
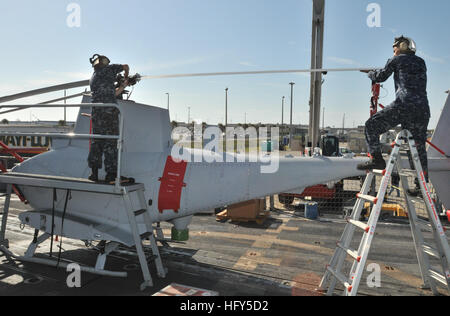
[216,199,270,225]
[227,199,264,219]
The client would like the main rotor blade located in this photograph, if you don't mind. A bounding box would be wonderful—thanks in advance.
[141,67,378,79]
[0,67,377,105]
[0,92,87,115]
[0,80,89,104]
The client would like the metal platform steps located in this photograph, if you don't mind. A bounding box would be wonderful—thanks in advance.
[0,172,166,291]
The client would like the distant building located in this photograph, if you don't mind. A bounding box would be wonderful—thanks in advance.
[0,121,74,154]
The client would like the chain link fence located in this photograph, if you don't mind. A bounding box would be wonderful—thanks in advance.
[277,173,447,222]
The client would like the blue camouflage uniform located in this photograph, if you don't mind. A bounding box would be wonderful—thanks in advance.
[88,64,124,174]
[365,54,430,178]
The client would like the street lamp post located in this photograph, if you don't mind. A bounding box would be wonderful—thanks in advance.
[166,93,170,111]
[64,89,67,125]
[282,96,285,126]
[188,106,191,125]
[225,88,229,127]
[289,82,295,148]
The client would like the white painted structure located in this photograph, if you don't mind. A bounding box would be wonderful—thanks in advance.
[11,96,370,245]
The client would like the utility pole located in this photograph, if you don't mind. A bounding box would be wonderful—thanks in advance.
[289,82,295,147]
[282,96,285,125]
[308,0,325,148]
[166,93,170,110]
[225,88,229,127]
[188,106,191,125]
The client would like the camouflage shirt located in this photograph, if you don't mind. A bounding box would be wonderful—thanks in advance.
[90,64,124,104]
[368,54,429,110]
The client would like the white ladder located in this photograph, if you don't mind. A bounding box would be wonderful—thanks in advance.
[122,187,167,291]
[319,130,450,296]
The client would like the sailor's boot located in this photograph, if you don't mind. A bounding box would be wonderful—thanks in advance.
[105,172,117,184]
[357,152,386,171]
[105,173,136,185]
[88,168,99,182]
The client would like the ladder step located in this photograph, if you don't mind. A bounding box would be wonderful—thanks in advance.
[134,209,147,216]
[326,266,352,291]
[372,169,386,176]
[140,232,152,240]
[399,171,417,177]
[357,193,378,204]
[347,219,370,233]
[337,243,361,262]
[399,169,417,175]
[422,243,441,259]
[428,269,448,287]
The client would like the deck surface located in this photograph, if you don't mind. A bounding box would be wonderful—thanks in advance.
[0,195,449,296]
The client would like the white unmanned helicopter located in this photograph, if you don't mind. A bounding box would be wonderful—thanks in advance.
[0,70,448,290]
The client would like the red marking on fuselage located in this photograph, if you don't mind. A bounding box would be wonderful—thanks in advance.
[157,156,188,213]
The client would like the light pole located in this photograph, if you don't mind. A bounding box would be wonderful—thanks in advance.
[188,106,191,125]
[166,93,170,111]
[64,89,67,125]
[282,96,285,126]
[289,82,295,148]
[225,88,229,127]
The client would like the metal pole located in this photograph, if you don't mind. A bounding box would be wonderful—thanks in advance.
[116,113,125,190]
[308,0,325,148]
[225,88,229,127]
[166,93,170,111]
[64,90,67,124]
[342,113,345,136]
[188,106,191,124]
[289,83,295,148]
[282,96,285,125]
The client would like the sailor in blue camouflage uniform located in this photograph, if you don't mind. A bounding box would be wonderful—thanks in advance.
[358,36,430,196]
[88,54,130,183]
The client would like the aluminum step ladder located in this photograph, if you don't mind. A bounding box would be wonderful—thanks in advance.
[122,187,167,291]
[318,130,450,296]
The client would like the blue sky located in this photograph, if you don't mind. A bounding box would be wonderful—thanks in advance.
[1,0,449,128]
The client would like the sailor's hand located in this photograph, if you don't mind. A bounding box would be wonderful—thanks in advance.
[123,79,129,86]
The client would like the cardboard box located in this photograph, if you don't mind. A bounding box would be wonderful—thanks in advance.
[227,199,265,219]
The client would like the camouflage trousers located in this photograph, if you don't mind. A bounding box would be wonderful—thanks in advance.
[365,102,430,178]
[87,107,119,174]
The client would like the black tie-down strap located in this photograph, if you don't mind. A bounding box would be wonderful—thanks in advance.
[50,189,57,258]
[49,189,71,267]
[57,190,71,267]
